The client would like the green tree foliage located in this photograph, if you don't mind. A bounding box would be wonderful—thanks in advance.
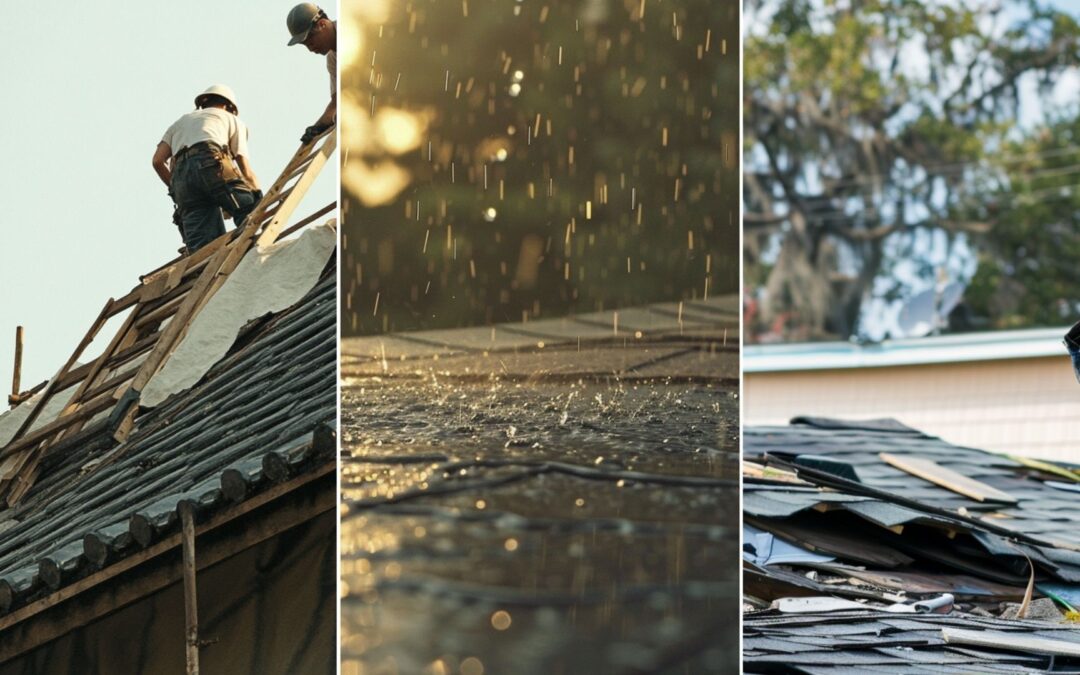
[965,115,1080,328]
[744,0,1080,342]
[342,0,739,335]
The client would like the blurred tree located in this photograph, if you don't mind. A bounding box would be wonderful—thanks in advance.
[965,114,1080,329]
[743,0,1080,342]
[341,0,739,334]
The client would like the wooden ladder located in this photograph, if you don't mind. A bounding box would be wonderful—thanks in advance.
[0,128,337,506]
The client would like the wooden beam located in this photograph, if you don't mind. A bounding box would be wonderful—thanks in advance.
[880,452,1018,504]
[9,327,22,408]
[256,133,336,248]
[137,232,229,286]
[180,502,200,675]
[9,300,115,444]
[0,462,332,661]
[274,202,336,244]
[0,391,116,462]
[117,134,337,442]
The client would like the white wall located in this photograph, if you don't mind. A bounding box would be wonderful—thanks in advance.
[744,356,1080,463]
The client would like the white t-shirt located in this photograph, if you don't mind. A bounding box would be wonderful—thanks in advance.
[161,108,250,159]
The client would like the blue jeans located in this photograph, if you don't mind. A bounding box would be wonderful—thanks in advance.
[170,146,258,253]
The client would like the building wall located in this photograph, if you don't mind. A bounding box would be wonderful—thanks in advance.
[0,510,335,675]
[745,355,1080,463]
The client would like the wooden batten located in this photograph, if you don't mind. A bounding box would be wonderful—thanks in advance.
[9,326,23,408]
[0,129,337,503]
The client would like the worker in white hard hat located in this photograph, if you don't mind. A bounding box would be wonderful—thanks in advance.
[151,85,262,254]
[286,3,336,144]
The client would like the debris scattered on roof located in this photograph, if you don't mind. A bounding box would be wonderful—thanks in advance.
[744,416,1080,671]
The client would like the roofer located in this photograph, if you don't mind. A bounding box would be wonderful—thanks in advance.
[286,3,337,144]
[1065,321,1080,383]
[152,85,262,254]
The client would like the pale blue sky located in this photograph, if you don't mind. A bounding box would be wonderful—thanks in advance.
[0,1,337,388]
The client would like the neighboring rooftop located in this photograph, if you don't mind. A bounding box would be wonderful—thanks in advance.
[744,417,1080,673]
[745,327,1069,372]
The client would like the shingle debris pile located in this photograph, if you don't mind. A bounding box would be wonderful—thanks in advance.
[744,417,1080,673]
[0,267,336,617]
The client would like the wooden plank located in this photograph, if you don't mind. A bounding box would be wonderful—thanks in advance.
[78,365,140,404]
[1007,454,1080,483]
[120,133,337,438]
[122,248,233,404]
[274,202,336,243]
[108,289,144,314]
[53,305,142,421]
[0,391,116,461]
[256,133,336,248]
[138,234,228,285]
[139,272,171,303]
[8,300,115,444]
[133,294,188,331]
[942,627,1080,657]
[879,452,1018,504]
[0,462,333,662]
[9,326,22,408]
[180,502,200,675]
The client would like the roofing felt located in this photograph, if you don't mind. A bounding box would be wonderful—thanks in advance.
[0,265,336,617]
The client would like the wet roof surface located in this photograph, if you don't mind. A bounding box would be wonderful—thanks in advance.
[0,269,336,616]
[341,301,738,674]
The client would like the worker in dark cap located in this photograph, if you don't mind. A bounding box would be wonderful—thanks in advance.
[287,3,337,144]
[152,85,262,254]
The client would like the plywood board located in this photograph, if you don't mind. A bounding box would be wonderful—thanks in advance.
[880,452,1018,504]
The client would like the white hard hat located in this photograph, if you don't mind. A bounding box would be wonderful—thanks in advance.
[195,84,239,113]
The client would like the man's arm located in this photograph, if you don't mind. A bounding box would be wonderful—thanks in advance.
[235,155,259,190]
[315,89,336,128]
[152,142,172,187]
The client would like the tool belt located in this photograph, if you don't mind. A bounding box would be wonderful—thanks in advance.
[173,141,243,183]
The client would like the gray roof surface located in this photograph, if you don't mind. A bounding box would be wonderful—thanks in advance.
[0,268,335,616]
[745,609,1080,673]
[745,417,1080,672]
[745,418,1080,582]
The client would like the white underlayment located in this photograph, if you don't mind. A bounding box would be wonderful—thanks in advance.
[140,220,337,408]
[0,384,77,479]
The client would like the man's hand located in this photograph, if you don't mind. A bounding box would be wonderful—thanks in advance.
[301,123,332,144]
